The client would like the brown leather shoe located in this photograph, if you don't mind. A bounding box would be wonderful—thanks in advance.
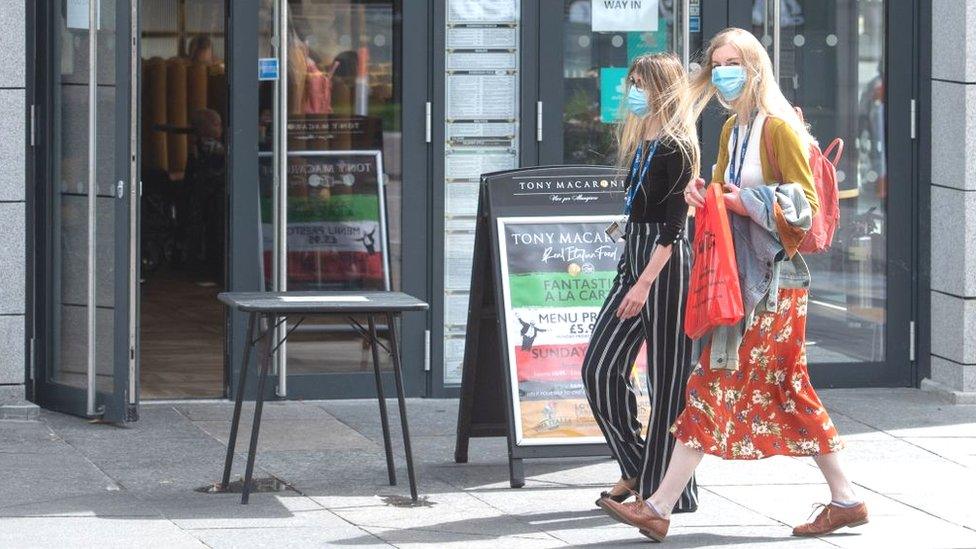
[598,497,670,542]
[793,502,869,537]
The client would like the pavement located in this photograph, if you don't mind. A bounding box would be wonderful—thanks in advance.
[1,388,975,548]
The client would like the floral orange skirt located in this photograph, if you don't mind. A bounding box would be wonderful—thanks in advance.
[671,288,843,460]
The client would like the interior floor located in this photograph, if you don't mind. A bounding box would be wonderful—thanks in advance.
[140,268,225,399]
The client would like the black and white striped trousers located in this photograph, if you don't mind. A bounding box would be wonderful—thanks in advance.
[581,222,698,512]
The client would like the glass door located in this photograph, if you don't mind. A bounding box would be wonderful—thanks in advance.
[733,0,913,386]
[243,0,428,399]
[537,0,702,165]
[34,0,139,421]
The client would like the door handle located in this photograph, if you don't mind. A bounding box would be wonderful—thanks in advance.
[116,180,125,199]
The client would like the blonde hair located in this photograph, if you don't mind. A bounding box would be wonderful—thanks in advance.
[616,53,701,180]
[686,27,813,146]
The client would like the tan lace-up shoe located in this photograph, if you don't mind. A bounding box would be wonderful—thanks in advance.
[598,496,670,542]
[793,502,869,537]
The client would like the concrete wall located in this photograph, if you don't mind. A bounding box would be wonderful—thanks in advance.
[0,1,33,420]
[924,0,976,404]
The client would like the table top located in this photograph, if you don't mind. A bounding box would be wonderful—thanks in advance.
[218,291,429,314]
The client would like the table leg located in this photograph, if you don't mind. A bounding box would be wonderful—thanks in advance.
[386,312,418,501]
[241,313,275,505]
[221,312,256,489]
[368,314,397,486]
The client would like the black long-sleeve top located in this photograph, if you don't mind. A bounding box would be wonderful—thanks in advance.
[625,138,692,246]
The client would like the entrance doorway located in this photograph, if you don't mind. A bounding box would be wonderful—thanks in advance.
[138,0,228,399]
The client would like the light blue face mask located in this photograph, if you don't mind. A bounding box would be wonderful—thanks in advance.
[712,65,747,101]
[626,86,649,117]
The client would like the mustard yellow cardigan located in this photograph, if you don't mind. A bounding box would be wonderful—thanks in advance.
[711,115,819,257]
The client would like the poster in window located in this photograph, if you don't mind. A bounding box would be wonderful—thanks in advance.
[259,150,390,290]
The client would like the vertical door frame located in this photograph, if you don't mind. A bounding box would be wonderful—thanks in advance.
[227,0,262,401]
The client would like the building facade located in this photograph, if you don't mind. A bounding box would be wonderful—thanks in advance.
[0,0,968,421]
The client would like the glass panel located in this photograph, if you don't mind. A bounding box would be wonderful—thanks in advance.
[139,0,228,399]
[95,0,119,395]
[560,0,702,165]
[51,0,119,400]
[51,3,92,389]
[259,0,402,375]
[753,0,887,363]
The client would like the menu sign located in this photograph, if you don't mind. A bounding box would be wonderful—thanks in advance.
[498,217,644,444]
[443,0,522,385]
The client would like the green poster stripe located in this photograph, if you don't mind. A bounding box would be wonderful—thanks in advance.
[508,272,617,308]
[260,195,380,223]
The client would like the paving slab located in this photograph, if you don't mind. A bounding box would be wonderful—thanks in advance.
[708,483,976,549]
[0,420,75,455]
[360,526,562,548]
[0,516,207,549]
[192,416,376,453]
[0,451,120,510]
[188,526,391,548]
[548,524,836,548]
[0,491,161,519]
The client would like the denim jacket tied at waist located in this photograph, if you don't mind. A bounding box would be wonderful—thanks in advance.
[708,183,813,371]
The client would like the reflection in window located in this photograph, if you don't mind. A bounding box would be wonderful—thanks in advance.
[751,0,887,363]
[561,0,702,165]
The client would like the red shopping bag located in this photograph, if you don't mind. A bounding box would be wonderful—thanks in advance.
[684,183,745,340]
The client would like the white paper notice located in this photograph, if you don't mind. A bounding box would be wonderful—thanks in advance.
[276,296,369,303]
[445,292,471,326]
[448,27,518,49]
[445,151,517,181]
[448,122,517,139]
[448,0,518,23]
[445,232,476,289]
[447,51,517,71]
[591,0,659,32]
[445,181,480,217]
[447,74,517,119]
[443,336,467,385]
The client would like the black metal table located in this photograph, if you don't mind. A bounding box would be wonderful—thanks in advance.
[217,291,429,504]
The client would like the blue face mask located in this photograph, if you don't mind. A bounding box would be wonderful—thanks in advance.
[626,86,649,117]
[712,65,747,101]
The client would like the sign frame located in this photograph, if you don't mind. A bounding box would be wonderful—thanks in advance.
[495,214,621,447]
[258,149,392,292]
[455,165,631,487]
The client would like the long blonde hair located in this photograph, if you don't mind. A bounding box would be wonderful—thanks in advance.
[686,27,813,146]
[616,53,701,180]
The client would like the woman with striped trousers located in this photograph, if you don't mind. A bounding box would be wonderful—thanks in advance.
[581,53,700,514]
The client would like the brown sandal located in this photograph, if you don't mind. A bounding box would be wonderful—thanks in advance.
[595,478,637,507]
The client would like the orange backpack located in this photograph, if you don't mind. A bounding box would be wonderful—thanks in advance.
[762,109,843,254]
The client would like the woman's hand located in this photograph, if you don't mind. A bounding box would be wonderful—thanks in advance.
[683,177,706,208]
[616,279,651,319]
[723,183,748,216]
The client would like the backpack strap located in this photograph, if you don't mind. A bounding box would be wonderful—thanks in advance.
[761,116,783,183]
[822,138,844,167]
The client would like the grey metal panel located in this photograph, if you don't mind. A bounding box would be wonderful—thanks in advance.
[398,0,432,398]
[227,0,264,401]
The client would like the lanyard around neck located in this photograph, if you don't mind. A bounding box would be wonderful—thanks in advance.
[729,116,755,188]
[624,139,659,216]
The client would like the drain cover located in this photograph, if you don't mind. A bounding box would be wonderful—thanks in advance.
[380,494,434,508]
[196,477,290,494]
